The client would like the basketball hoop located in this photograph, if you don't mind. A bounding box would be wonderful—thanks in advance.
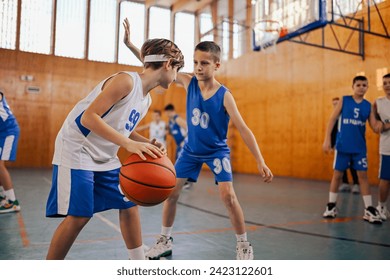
[253,20,286,54]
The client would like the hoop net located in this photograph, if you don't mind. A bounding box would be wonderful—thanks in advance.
[253,20,284,54]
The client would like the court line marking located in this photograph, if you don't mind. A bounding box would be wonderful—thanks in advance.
[177,201,390,248]
[37,174,388,248]
[16,212,30,247]
[95,213,121,233]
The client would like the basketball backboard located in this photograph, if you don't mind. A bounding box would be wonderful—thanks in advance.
[253,0,327,51]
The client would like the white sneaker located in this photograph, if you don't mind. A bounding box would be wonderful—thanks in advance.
[339,184,351,192]
[145,235,173,260]
[376,205,390,221]
[352,184,360,194]
[0,198,21,214]
[363,206,382,224]
[323,203,337,218]
[236,241,254,260]
[182,182,193,190]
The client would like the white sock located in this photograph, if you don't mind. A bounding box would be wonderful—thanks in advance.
[161,226,173,237]
[363,195,372,208]
[236,233,247,242]
[4,189,16,201]
[128,245,145,260]
[0,186,4,195]
[329,192,338,203]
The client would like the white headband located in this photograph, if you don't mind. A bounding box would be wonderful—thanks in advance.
[143,54,169,63]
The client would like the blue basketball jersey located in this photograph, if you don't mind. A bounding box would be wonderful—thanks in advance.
[335,95,371,153]
[184,77,230,156]
[168,114,186,146]
[0,93,19,134]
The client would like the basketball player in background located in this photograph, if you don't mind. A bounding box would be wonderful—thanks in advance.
[323,75,382,224]
[0,91,21,214]
[372,73,390,221]
[330,97,360,193]
[163,103,192,190]
[136,109,167,148]
[45,38,184,259]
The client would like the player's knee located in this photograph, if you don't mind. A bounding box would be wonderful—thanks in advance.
[166,191,180,204]
[66,216,90,231]
[220,192,237,209]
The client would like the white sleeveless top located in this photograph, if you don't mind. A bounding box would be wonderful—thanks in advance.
[149,120,166,146]
[53,72,152,171]
[376,96,390,155]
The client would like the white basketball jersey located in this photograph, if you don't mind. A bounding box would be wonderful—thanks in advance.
[149,120,166,146]
[376,96,390,155]
[53,72,152,171]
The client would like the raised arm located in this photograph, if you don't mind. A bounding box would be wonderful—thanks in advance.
[223,91,273,183]
[122,18,192,89]
[123,18,142,61]
[323,97,343,153]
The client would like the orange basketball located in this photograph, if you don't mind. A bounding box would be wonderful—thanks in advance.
[119,154,176,206]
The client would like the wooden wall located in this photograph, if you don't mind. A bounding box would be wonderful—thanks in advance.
[1,2,389,185]
[0,50,186,168]
[220,2,390,184]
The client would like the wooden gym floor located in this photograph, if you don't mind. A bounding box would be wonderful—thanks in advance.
[0,168,389,260]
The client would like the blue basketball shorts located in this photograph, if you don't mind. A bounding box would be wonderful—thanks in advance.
[175,148,232,184]
[379,154,390,181]
[0,129,20,161]
[46,165,136,218]
[333,150,368,171]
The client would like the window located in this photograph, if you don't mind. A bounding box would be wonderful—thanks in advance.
[118,1,145,66]
[55,0,87,59]
[0,0,17,49]
[233,21,246,59]
[149,6,170,40]
[200,11,214,42]
[19,0,53,54]
[174,12,195,73]
[217,0,229,60]
[88,0,117,63]
[232,0,247,58]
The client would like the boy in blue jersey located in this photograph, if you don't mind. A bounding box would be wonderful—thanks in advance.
[372,73,390,221]
[331,97,360,193]
[124,19,273,260]
[0,91,21,214]
[322,76,382,224]
[164,104,187,161]
[164,104,192,190]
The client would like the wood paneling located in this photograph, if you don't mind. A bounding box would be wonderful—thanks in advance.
[219,2,390,184]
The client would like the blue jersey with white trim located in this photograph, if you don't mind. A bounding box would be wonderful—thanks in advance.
[168,114,186,146]
[335,95,371,153]
[0,93,19,134]
[184,77,230,156]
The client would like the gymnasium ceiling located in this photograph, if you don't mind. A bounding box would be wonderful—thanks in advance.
[137,0,216,14]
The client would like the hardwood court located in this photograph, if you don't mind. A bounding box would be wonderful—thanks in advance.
[1,168,389,260]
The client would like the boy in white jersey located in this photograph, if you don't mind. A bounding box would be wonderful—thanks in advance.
[322,76,382,224]
[372,73,390,220]
[124,19,273,260]
[137,109,167,147]
[45,38,184,259]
